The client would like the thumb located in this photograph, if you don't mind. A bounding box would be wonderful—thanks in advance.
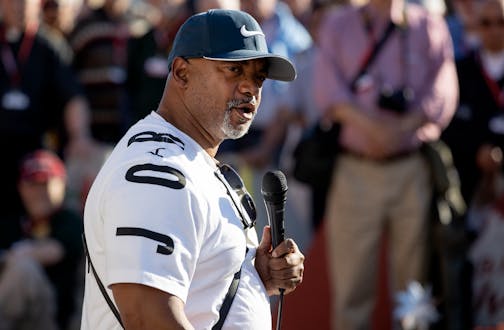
[257,226,272,254]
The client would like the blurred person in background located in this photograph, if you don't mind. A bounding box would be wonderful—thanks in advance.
[277,0,338,234]
[39,0,75,64]
[0,150,83,330]
[313,0,458,328]
[442,0,504,326]
[444,0,480,60]
[38,0,86,45]
[126,0,191,125]
[69,0,133,144]
[65,0,136,214]
[443,0,504,207]
[0,0,94,221]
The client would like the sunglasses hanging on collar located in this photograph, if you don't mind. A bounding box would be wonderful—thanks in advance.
[214,163,257,229]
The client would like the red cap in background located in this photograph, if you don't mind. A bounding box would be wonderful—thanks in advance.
[19,149,66,183]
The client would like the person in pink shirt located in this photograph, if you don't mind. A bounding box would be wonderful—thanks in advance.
[313,0,458,328]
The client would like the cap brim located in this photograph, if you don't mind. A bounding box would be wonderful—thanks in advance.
[204,50,296,82]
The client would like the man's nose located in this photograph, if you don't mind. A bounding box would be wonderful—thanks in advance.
[238,77,261,98]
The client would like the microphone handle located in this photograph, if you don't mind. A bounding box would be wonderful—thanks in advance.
[264,201,285,249]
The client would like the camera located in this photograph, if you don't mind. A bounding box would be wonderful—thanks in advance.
[377,87,413,114]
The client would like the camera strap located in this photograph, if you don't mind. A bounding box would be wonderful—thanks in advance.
[82,233,124,328]
[82,232,242,330]
[350,15,397,92]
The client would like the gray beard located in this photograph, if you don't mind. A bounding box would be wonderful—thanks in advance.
[221,109,249,140]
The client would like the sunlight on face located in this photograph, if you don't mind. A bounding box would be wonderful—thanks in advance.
[19,178,66,218]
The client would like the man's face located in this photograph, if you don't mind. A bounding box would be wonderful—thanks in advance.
[182,58,268,141]
[475,0,504,52]
[18,177,66,219]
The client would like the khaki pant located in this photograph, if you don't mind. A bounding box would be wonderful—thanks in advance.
[0,257,58,330]
[325,153,431,330]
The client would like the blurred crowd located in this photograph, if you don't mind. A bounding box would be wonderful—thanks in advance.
[0,0,503,329]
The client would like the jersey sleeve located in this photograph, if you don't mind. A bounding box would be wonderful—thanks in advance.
[101,156,205,303]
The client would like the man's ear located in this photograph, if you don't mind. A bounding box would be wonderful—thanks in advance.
[171,57,189,86]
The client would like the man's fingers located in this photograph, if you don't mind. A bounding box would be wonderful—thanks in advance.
[270,264,304,281]
[272,238,298,257]
[269,272,304,294]
[257,226,272,253]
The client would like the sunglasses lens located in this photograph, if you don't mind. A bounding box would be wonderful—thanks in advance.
[217,164,257,226]
[220,165,243,189]
[242,194,257,221]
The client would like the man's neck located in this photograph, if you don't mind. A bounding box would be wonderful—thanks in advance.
[156,94,221,158]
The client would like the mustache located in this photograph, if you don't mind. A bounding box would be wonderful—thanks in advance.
[227,96,258,110]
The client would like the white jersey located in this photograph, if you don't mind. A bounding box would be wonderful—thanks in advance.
[81,112,271,330]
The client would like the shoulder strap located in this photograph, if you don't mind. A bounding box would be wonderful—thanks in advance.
[82,232,242,330]
[350,13,397,92]
[212,267,242,330]
[82,233,125,328]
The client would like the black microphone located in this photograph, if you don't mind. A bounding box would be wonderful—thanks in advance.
[261,170,288,249]
[262,170,288,330]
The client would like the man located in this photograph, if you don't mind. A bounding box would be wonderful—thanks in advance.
[445,0,480,60]
[81,9,304,329]
[38,0,74,64]
[442,0,504,326]
[443,0,504,207]
[313,0,458,328]
[69,0,133,144]
[126,0,192,125]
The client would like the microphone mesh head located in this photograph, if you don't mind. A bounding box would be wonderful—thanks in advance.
[262,170,288,194]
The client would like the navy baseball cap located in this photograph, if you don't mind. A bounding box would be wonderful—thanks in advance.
[167,9,296,81]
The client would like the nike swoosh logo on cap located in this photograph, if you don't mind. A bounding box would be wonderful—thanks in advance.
[240,25,264,38]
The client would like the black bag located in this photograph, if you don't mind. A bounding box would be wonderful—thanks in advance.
[421,140,467,226]
[292,121,340,188]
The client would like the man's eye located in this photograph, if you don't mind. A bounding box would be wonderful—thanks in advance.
[228,66,241,73]
[255,75,266,86]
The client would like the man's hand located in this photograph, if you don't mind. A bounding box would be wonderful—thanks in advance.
[255,226,305,296]
[331,103,428,160]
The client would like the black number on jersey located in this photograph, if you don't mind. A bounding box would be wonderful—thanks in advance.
[116,227,174,255]
[125,164,186,189]
[127,131,185,150]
